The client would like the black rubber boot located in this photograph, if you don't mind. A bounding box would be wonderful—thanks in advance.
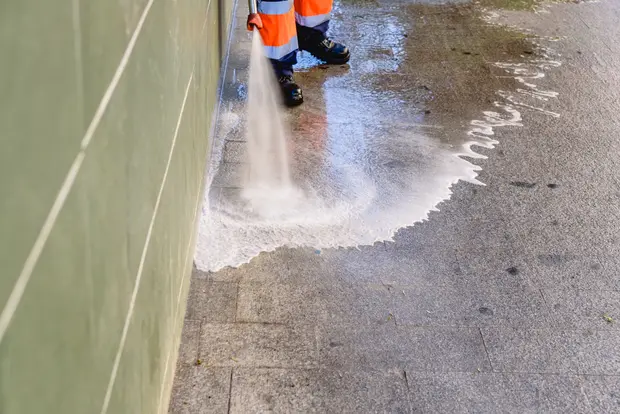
[297,24,350,64]
[278,75,304,107]
[303,38,350,64]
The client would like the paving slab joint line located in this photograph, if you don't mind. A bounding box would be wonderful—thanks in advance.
[184,318,202,323]
[538,288,550,308]
[579,381,594,413]
[197,320,204,361]
[214,321,287,326]
[227,368,234,414]
[234,281,240,323]
[232,367,619,376]
[494,370,620,377]
[478,327,494,372]
[403,369,410,390]
[391,312,398,327]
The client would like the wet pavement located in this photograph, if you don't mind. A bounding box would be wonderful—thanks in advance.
[171,0,620,412]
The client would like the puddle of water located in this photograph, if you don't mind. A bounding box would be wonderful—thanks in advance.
[478,0,582,12]
[479,0,541,11]
[195,1,562,271]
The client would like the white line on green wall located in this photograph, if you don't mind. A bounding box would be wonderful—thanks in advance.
[0,0,155,347]
[100,71,195,414]
[155,1,227,406]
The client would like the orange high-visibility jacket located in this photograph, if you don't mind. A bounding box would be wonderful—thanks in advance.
[257,0,332,60]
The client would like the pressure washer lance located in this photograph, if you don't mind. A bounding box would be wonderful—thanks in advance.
[247,0,263,31]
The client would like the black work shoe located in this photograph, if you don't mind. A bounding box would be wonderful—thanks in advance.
[303,38,350,65]
[278,75,304,107]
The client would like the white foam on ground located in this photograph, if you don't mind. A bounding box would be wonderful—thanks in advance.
[196,133,480,271]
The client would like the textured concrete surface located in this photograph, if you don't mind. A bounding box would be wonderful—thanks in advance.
[171,0,620,412]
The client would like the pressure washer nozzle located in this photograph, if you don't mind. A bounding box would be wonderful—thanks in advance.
[247,13,263,31]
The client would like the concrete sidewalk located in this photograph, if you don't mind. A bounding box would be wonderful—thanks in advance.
[170,0,620,412]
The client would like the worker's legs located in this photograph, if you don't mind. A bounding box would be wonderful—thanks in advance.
[294,0,350,64]
[257,0,304,106]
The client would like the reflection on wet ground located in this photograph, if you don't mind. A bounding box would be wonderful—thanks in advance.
[478,0,579,12]
[196,0,561,271]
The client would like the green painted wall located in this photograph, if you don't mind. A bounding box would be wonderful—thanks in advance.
[0,0,234,412]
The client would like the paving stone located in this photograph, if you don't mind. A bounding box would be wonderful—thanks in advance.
[230,368,411,413]
[237,281,550,328]
[237,280,401,325]
[327,284,405,325]
[225,40,251,73]
[335,244,460,287]
[449,220,533,289]
[236,282,330,324]
[223,141,246,163]
[543,288,620,330]
[318,369,412,413]
[511,207,620,274]
[211,162,245,188]
[186,279,238,323]
[318,323,402,371]
[169,366,231,413]
[482,327,620,375]
[206,247,323,284]
[394,285,550,327]
[200,323,318,368]
[452,247,534,290]
[318,324,491,372]
[581,375,620,413]
[303,246,386,285]
[416,187,535,290]
[525,254,616,291]
[331,227,532,290]
[177,320,201,365]
[208,246,387,285]
[230,368,324,413]
[594,253,620,291]
[220,240,494,289]
[406,372,590,413]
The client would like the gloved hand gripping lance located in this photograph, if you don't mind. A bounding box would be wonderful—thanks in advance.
[247,0,263,30]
